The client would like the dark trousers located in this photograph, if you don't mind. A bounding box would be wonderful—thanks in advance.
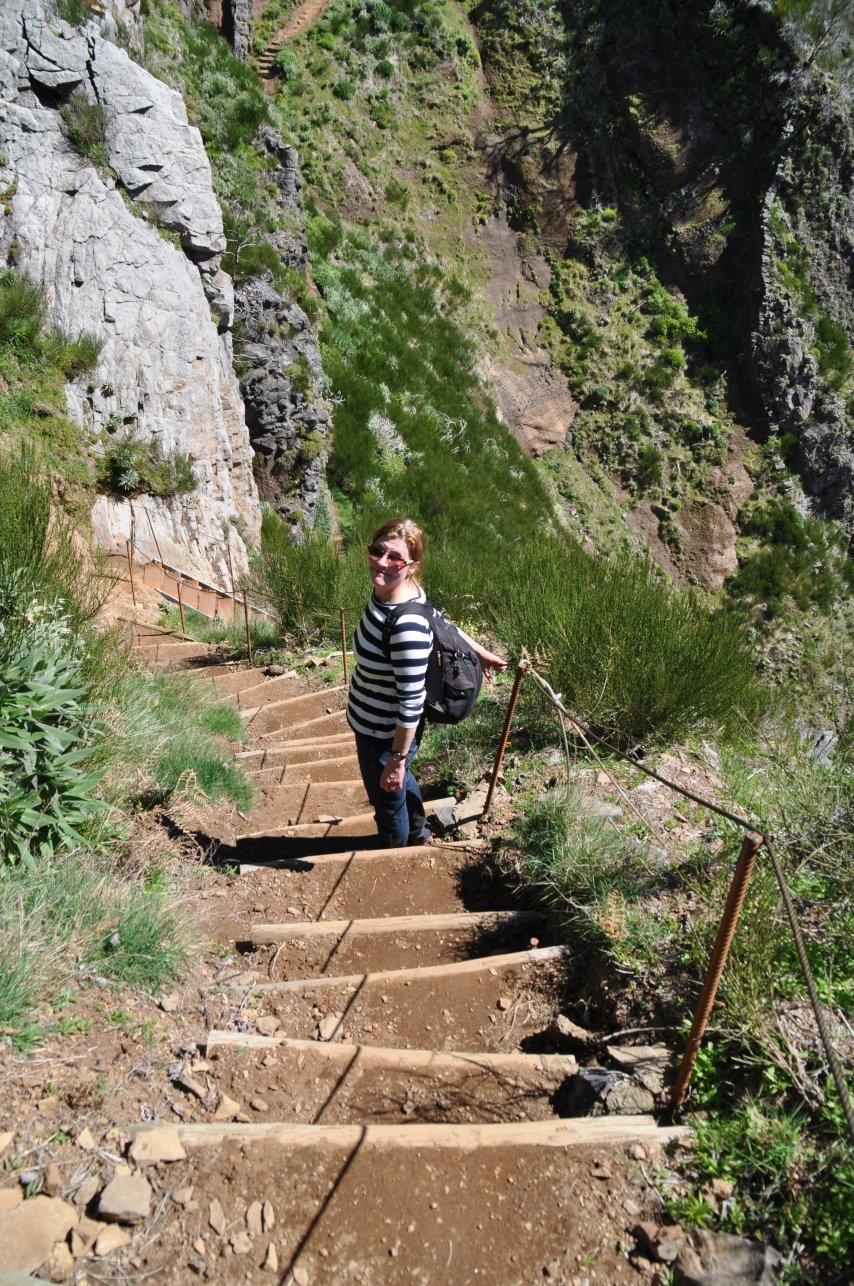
[354,730,429,849]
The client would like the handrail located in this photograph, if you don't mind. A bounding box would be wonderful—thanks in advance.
[488,659,854,1143]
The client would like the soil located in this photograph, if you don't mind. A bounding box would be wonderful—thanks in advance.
[0,624,706,1283]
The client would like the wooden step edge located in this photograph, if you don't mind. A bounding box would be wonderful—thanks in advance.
[238,837,485,873]
[204,1031,576,1077]
[253,943,569,992]
[244,684,346,714]
[250,908,541,943]
[258,712,348,741]
[236,796,457,843]
[255,777,366,793]
[126,1117,687,1151]
[235,734,354,759]
[134,638,206,652]
[237,681,346,707]
[246,754,360,780]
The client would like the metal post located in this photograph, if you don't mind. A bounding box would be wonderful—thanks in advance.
[176,579,187,636]
[483,661,528,817]
[670,830,764,1112]
[339,606,348,683]
[242,594,253,664]
[226,539,237,622]
[125,538,136,607]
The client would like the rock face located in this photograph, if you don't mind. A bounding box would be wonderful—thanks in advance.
[232,126,330,528]
[752,97,854,532]
[0,0,261,583]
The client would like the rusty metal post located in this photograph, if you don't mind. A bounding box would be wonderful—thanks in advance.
[226,539,237,622]
[339,606,348,683]
[483,661,528,817]
[125,538,136,607]
[670,830,765,1112]
[242,594,253,664]
[176,578,187,636]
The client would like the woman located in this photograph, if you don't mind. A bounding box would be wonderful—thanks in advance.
[347,517,507,849]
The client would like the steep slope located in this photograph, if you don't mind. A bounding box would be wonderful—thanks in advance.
[0,0,261,582]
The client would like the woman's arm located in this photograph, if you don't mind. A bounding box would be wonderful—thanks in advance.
[457,627,508,675]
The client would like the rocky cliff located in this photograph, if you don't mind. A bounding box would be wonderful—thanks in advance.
[752,90,854,530]
[0,0,261,583]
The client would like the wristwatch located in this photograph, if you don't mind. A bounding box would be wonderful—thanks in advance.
[390,750,407,762]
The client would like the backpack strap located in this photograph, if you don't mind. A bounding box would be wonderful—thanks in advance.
[379,597,435,659]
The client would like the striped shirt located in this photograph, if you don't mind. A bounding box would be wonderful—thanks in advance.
[346,589,434,738]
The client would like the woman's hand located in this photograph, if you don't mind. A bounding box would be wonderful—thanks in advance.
[476,647,508,687]
[380,761,406,792]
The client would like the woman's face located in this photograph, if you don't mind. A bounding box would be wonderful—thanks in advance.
[368,535,413,595]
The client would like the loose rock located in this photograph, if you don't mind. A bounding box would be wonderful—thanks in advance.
[674,1228,781,1284]
[256,1016,280,1036]
[209,1198,226,1235]
[263,1241,279,1272]
[98,1174,152,1224]
[129,1126,187,1166]
[213,1093,242,1121]
[94,1225,132,1256]
[246,1200,263,1237]
[0,1195,78,1273]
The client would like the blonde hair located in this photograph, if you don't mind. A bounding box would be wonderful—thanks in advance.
[371,517,425,578]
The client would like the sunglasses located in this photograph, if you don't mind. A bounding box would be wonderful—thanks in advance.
[367,543,413,569]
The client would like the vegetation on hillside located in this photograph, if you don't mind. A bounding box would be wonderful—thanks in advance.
[6,2,846,1272]
[0,453,251,1043]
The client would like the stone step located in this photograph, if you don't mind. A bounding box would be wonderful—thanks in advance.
[234,794,455,843]
[136,640,213,664]
[235,733,355,769]
[204,1031,575,1125]
[249,909,543,976]
[226,671,318,708]
[235,843,480,920]
[238,781,370,833]
[249,753,360,787]
[121,1115,683,1282]
[244,687,348,735]
[209,667,291,697]
[247,945,570,1051]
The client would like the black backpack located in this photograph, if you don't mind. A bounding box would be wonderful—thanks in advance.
[380,598,483,725]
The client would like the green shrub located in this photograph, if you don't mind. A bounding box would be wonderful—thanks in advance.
[814,313,851,389]
[255,510,348,644]
[490,534,764,748]
[376,58,395,77]
[60,91,109,168]
[729,498,848,616]
[0,274,47,349]
[0,850,193,1042]
[509,785,658,962]
[108,670,253,811]
[333,79,357,100]
[272,48,300,80]
[56,0,92,24]
[0,450,111,638]
[0,642,110,866]
[96,426,196,498]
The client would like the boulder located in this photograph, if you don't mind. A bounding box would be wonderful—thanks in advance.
[0,1195,78,1273]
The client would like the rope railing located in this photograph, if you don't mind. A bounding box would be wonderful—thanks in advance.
[484,659,854,1143]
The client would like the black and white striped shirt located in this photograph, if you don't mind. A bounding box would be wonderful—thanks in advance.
[346,589,434,739]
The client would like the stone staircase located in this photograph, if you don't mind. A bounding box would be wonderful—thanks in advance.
[125,626,683,1281]
[256,0,333,81]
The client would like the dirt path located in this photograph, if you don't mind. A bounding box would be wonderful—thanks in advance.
[0,624,685,1282]
[257,0,333,84]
